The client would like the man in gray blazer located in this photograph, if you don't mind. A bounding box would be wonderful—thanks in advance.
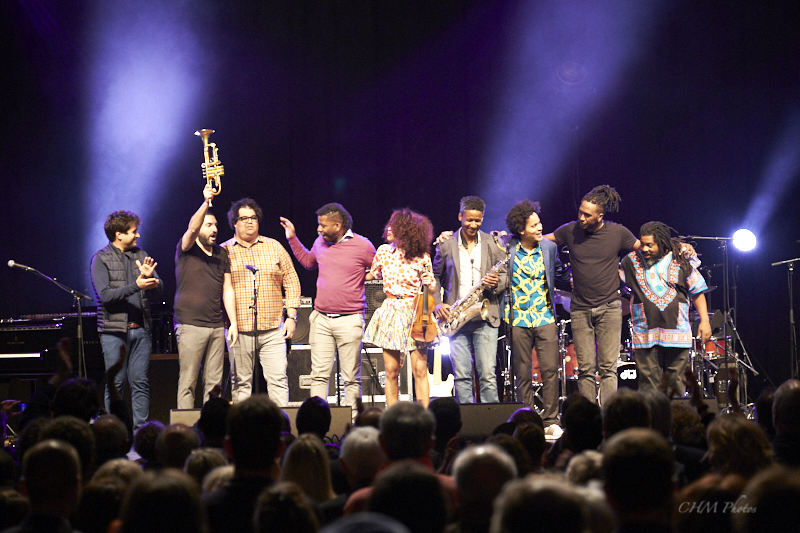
[433,196,508,403]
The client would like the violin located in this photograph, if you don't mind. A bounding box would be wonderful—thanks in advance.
[411,282,438,343]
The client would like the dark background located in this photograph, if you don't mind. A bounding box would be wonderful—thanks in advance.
[2,0,799,400]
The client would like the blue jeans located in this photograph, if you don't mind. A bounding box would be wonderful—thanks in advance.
[449,320,499,403]
[101,328,151,430]
[570,300,622,405]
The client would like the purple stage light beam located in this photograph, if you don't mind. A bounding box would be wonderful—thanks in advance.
[82,1,207,262]
[478,0,667,230]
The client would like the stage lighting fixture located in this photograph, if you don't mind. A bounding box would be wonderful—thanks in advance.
[732,229,756,251]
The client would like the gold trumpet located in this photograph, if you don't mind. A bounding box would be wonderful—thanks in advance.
[195,129,224,204]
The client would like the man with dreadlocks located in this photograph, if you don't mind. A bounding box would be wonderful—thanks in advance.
[621,221,711,392]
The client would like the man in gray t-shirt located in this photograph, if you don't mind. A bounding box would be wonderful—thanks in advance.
[547,185,638,405]
[174,184,239,408]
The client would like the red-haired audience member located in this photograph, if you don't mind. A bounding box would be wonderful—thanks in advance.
[344,402,457,516]
[10,440,82,533]
[706,414,773,479]
[203,394,284,533]
[771,379,800,467]
[449,444,517,533]
[364,209,436,408]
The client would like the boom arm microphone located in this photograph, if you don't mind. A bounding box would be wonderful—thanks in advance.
[7,260,33,271]
[245,264,259,273]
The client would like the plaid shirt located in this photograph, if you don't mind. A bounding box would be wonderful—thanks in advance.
[221,235,301,332]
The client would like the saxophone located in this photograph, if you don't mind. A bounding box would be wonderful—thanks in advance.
[195,129,224,199]
[439,258,508,337]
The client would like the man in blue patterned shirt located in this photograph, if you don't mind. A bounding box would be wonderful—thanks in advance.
[621,221,711,392]
[503,200,569,435]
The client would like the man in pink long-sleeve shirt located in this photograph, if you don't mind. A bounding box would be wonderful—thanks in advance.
[281,204,376,414]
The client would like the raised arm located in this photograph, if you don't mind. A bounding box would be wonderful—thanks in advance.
[181,184,214,252]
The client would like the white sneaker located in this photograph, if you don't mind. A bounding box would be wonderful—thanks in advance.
[545,425,563,438]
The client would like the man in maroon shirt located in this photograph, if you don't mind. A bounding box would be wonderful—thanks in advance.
[281,204,375,415]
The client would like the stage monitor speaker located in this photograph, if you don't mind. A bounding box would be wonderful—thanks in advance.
[365,280,385,323]
[459,402,525,439]
[290,297,313,345]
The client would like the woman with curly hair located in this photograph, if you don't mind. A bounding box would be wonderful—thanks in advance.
[364,208,436,407]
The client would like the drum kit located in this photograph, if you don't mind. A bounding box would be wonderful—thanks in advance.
[524,289,756,412]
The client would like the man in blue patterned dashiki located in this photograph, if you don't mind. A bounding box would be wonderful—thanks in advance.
[621,221,712,393]
[503,200,569,436]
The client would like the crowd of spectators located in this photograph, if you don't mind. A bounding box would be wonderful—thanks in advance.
[1,347,800,533]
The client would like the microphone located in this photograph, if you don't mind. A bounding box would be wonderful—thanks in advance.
[245,264,259,273]
[7,260,33,271]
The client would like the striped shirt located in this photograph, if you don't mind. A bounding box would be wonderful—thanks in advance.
[221,235,301,332]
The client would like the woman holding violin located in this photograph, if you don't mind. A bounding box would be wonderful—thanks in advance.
[364,208,436,407]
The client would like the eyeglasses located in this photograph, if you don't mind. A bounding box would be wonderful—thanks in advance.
[237,215,258,223]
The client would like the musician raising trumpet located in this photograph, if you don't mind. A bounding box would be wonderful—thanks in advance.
[432,196,507,404]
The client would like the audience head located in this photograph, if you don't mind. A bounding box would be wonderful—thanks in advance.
[754,388,776,439]
[296,396,332,439]
[134,420,166,466]
[184,448,228,487]
[0,488,30,530]
[253,481,320,533]
[319,513,411,533]
[75,477,127,533]
[21,439,81,517]
[485,433,532,478]
[114,469,206,533]
[561,394,603,453]
[40,415,96,481]
[379,402,435,460]
[428,397,462,452]
[354,407,383,429]
[565,449,604,486]
[512,423,547,468]
[51,378,102,421]
[155,423,201,469]
[602,389,651,439]
[92,458,145,488]
[602,428,674,524]
[671,403,707,449]
[93,414,130,466]
[280,433,335,504]
[339,426,387,487]
[198,398,230,446]
[202,464,235,495]
[490,475,586,533]
[369,460,447,533]
[706,414,772,478]
[506,407,544,430]
[452,444,516,525]
[673,473,747,533]
[773,379,800,435]
[735,464,800,533]
[641,389,673,440]
[226,394,284,473]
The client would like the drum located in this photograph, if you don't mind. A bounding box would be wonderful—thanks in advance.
[696,337,727,360]
[562,343,579,380]
[617,361,638,390]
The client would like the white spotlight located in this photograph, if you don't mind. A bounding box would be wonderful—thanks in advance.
[732,229,757,251]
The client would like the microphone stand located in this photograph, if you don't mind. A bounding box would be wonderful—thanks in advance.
[10,264,93,377]
[249,268,262,396]
[772,257,799,379]
[495,233,516,402]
